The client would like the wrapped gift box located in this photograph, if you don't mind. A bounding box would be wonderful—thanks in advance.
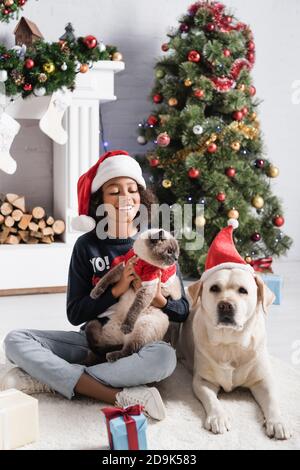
[260,274,282,305]
[0,388,39,450]
[102,405,147,450]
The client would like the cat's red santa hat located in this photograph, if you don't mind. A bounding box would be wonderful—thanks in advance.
[200,219,254,282]
[72,150,146,232]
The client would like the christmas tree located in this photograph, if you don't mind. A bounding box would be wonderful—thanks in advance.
[137,1,292,277]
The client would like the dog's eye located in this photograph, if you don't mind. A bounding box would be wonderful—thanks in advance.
[210,284,221,293]
[239,287,248,294]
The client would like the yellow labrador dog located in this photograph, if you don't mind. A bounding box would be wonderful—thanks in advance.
[175,268,292,440]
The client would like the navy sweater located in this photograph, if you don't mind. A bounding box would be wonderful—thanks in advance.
[67,230,190,327]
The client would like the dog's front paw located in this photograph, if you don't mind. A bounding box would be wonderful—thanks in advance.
[121,323,133,335]
[205,412,231,435]
[265,419,292,440]
[106,351,123,363]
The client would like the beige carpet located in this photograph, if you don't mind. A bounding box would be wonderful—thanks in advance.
[1,347,300,450]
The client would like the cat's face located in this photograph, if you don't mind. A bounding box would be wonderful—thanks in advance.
[146,230,179,268]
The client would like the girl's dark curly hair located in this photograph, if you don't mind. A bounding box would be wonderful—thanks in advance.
[89,184,158,228]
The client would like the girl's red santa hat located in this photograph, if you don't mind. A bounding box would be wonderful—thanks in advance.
[201,219,254,282]
[72,150,146,232]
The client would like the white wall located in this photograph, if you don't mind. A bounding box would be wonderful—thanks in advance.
[1,0,299,260]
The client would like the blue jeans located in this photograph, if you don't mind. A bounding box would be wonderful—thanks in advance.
[4,329,177,400]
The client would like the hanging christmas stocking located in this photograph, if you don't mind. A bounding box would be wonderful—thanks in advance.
[39,87,72,145]
[0,112,21,175]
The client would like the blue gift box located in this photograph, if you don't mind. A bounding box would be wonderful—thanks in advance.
[109,414,147,450]
[260,274,282,305]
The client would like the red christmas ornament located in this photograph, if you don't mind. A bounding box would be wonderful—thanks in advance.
[273,215,285,227]
[223,15,232,24]
[25,58,35,69]
[233,111,244,121]
[206,23,215,32]
[223,49,231,57]
[216,192,226,202]
[150,158,160,167]
[147,115,158,126]
[157,132,170,147]
[247,52,255,64]
[161,43,169,52]
[207,143,217,153]
[255,159,265,168]
[241,106,249,116]
[194,89,205,99]
[188,168,200,179]
[180,23,189,32]
[23,84,32,91]
[83,35,98,49]
[251,232,261,242]
[188,50,201,63]
[19,0,26,5]
[226,167,236,178]
[249,85,256,96]
[153,94,163,104]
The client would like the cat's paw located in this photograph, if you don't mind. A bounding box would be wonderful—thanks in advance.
[90,286,104,299]
[106,351,123,363]
[121,323,133,335]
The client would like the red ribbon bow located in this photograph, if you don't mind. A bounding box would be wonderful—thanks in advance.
[250,257,273,273]
[102,405,144,450]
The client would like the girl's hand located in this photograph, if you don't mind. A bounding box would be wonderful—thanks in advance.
[111,256,138,298]
[151,272,168,308]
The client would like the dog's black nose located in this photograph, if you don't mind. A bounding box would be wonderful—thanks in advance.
[217,301,235,324]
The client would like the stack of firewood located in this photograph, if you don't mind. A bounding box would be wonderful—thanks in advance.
[0,193,65,245]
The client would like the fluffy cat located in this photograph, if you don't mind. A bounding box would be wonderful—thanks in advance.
[85,229,181,363]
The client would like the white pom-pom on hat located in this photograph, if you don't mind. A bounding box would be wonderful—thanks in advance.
[227,218,239,230]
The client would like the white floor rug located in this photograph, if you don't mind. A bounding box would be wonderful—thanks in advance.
[1,351,299,450]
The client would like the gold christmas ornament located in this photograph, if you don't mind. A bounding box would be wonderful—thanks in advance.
[250,112,257,121]
[227,208,239,219]
[268,165,279,178]
[5,0,14,6]
[210,133,217,142]
[251,195,264,209]
[237,84,246,91]
[184,79,192,87]
[43,62,56,74]
[112,52,123,61]
[194,215,206,228]
[231,141,241,151]
[245,256,252,264]
[162,179,172,189]
[80,64,89,73]
[168,97,178,107]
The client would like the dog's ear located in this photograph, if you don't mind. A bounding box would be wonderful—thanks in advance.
[255,275,275,314]
[187,280,203,309]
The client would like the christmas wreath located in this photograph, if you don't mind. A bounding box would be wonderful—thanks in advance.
[0,0,29,23]
[0,32,122,98]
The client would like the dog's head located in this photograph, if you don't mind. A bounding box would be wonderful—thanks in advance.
[188,268,275,331]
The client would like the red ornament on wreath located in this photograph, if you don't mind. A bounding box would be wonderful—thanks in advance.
[207,143,217,153]
[206,23,215,32]
[226,167,236,178]
[216,192,226,202]
[188,168,200,179]
[147,115,158,126]
[223,49,231,57]
[233,110,244,121]
[251,232,261,242]
[161,43,169,52]
[25,58,35,69]
[153,94,163,104]
[19,0,27,5]
[249,85,256,96]
[188,50,201,63]
[194,89,205,99]
[273,215,285,227]
[180,23,189,33]
[241,107,248,116]
[150,158,160,168]
[83,35,98,49]
[157,132,170,147]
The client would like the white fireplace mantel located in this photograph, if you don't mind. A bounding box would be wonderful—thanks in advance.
[0,61,125,294]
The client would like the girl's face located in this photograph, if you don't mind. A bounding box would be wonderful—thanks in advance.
[102,177,141,224]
